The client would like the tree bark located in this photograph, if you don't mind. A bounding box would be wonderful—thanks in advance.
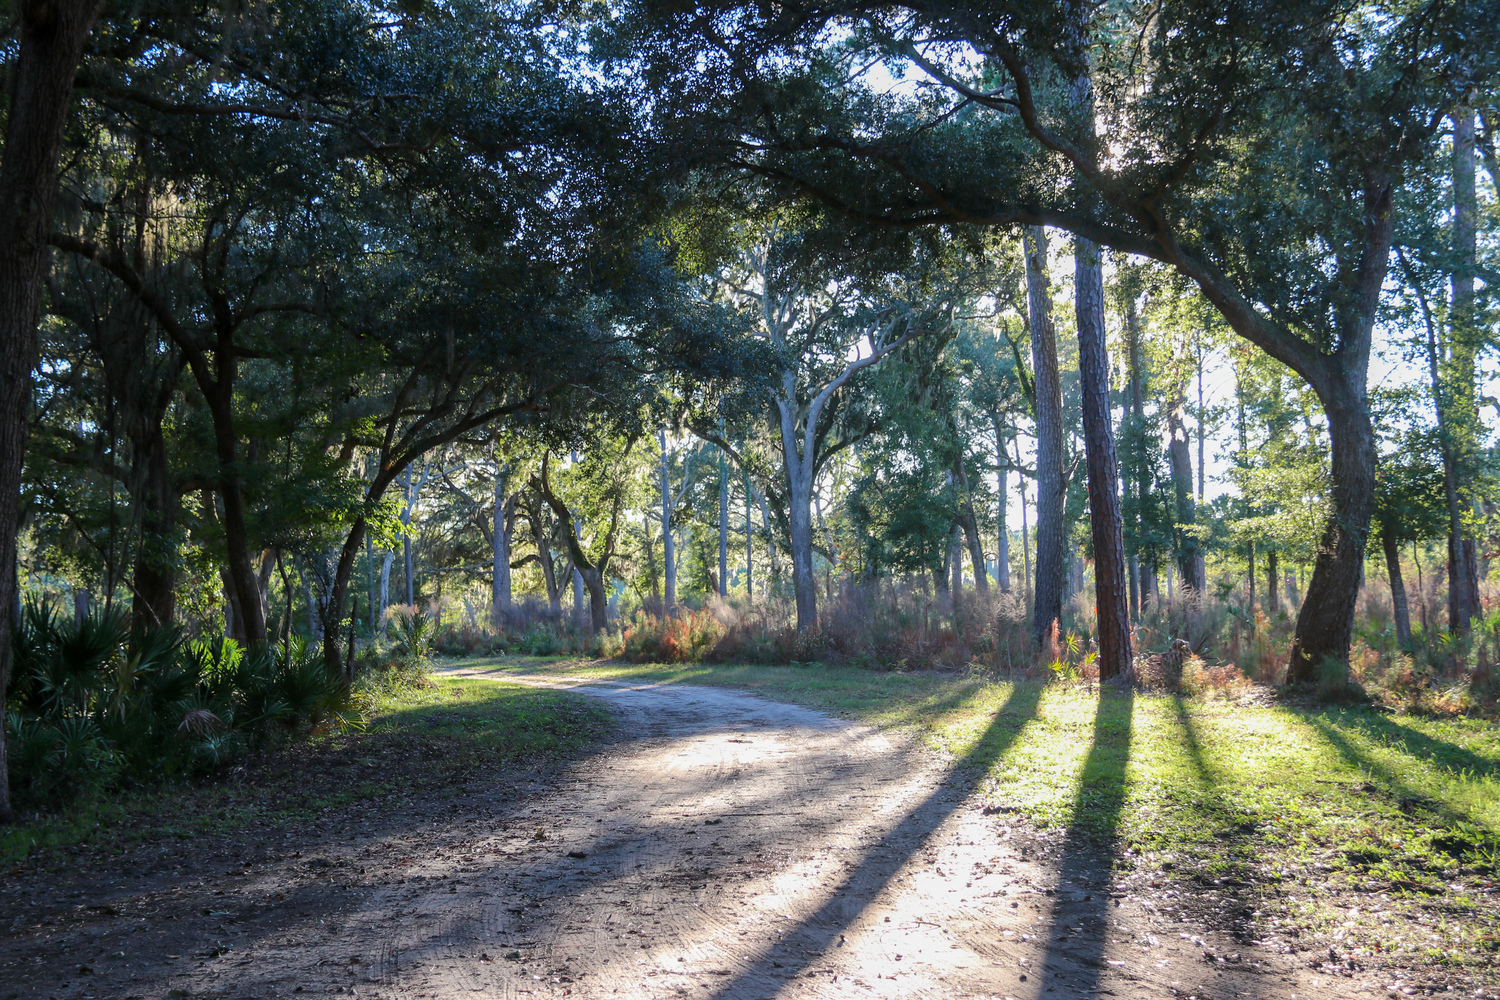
[1016,435,1032,596]
[1074,239,1131,677]
[1247,540,1256,617]
[956,457,988,594]
[1074,257,1128,680]
[1287,394,1377,682]
[1382,530,1412,648]
[1266,549,1280,614]
[1166,364,1205,594]
[0,0,107,821]
[492,464,512,626]
[660,428,676,611]
[1445,103,1480,632]
[995,422,1011,592]
[1025,226,1067,647]
[744,469,754,599]
[131,424,178,628]
[1124,296,1149,618]
[718,450,729,597]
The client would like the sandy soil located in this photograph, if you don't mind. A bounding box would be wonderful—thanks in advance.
[1,672,1420,1000]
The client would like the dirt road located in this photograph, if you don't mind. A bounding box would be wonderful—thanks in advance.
[3,673,1385,999]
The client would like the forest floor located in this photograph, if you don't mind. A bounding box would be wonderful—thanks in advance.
[1,657,1497,1000]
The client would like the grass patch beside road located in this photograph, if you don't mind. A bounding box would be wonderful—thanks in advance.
[2,675,611,863]
[467,654,1500,977]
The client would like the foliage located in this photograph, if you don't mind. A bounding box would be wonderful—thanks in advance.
[5,602,359,808]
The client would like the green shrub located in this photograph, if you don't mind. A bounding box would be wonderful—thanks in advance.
[5,599,360,808]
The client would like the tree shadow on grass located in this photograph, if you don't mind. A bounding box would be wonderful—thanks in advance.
[692,678,1046,1000]
[1304,714,1486,830]
[1315,707,1500,782]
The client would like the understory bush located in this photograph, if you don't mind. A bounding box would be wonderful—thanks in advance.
[5,601,361,808]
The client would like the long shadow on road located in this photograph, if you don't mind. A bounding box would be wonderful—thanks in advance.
[1028,683,1133,998]
[696,679,1045,1000]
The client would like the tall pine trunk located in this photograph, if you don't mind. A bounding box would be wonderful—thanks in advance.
[1024,227,1067,647]
[1075,240,1132,678]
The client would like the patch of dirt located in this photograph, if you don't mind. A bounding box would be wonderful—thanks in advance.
[0,673,1476,999]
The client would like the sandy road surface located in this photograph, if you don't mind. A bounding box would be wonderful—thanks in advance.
[3,672,1380,1000]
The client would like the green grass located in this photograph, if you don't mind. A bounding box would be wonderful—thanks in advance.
[1,675,611,863]
[464,654,1500,973]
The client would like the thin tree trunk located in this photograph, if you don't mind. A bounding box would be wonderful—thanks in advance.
[572,565,586,628]
[0,0,107,822]
[1196,345,1206,503]
[956,457,988,594]
[744,469,754,600]
[1125,296,1148,619]
[492,464,512,626]
[949,521,964,597]
[660,428,676,611]
[1266,549,1280,614]
[718,451,729,597]
[1382,531,1412,648]
[995,422,1011,592]
[1166,364,1205,594]
[365,532,377,631]
[1017,436,1032,596]
[379,550,393,617]
[1442,103,1481,632]
[1247,540,1256,618]
[1025,226,1067,646]
[403,533,414,606]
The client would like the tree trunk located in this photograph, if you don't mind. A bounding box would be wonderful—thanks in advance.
[1017,436,1032,595]
[1287,398,1377,683]
[1266,549,1280,614]
[660,428,676,611]
[1166,367,1205,595]
[578,565,608,633]
[131,425,177,629]
[572,565,587,628]
[949,521,964,597]
[744,469,754,600]
[1247,540,1256,621]
[718,451,729,597]
[1440,103,1480,632]
[1125,295,1147,620]
[1025,226,1067,647]
[531,505,561,615]
[995,424,1011,592]
[0,0,106,822]
[786,467,817,629]
[1382,530,1412,648]
[492,465,512,626]
[1075,240,1131,678]
[402,533,414,606]
[365,532,377,631]
[956,458,988,594]
[379,550,392,617]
